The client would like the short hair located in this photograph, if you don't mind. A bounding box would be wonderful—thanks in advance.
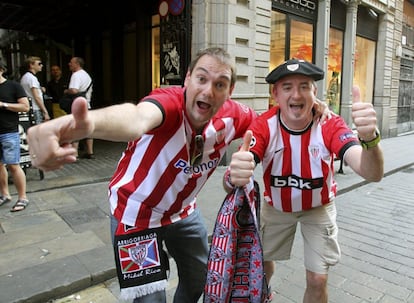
[187,47,236,87]
[73,57,85,68]
[25,56,42,69]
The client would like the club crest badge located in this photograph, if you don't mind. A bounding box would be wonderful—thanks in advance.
[129,244,147,265]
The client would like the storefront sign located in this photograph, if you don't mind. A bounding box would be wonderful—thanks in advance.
[272,0,317,20]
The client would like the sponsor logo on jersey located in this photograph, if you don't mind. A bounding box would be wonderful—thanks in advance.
[271,174,323,189]
[174,158,219,174]
[339,132,356,142]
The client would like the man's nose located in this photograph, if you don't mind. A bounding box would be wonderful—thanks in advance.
[202,82,214,97]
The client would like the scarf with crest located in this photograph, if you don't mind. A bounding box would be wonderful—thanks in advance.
[204,179,268,302]
[113,223,169,300]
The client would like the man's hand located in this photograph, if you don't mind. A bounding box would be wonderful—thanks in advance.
[352,99,378,141]
[313,98,332,124]
[27,97,93,171]
[228,131,255,187]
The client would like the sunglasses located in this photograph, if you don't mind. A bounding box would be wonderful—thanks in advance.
[191,135,204,166]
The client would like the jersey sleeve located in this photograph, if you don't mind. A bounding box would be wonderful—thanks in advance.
[247,107,277,162]
[322,115,359,159]
[230,100,258,139]
[141,87,184,133]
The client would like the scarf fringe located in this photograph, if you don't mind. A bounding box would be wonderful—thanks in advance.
[119,279,168,300]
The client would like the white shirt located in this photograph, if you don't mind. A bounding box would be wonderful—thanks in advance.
[20,72,43,110]
[68,69,92,108]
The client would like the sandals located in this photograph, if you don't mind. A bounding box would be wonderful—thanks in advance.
[0,195,12,207]
[10,199,29,212]
[264,286,276,303]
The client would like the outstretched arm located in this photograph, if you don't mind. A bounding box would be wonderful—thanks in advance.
[27,97,163,171]
[343,100,384,182]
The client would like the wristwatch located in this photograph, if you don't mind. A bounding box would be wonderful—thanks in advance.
[1,102,8,109]
[359,129,381,149]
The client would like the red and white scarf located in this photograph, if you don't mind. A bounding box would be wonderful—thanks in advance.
[204,179,268,302]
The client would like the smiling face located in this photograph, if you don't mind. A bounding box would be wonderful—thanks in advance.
[273,74,317,130]
[183,54,234,132]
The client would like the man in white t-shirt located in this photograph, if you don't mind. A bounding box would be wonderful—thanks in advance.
[20,56,50,124]
[65,57,94,159]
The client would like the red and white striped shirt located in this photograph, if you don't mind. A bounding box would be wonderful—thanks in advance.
[249,107,359,212]
[109,86,256,229]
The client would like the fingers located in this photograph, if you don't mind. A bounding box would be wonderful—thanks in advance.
[352,85,361,103]
[71,97,89,123]
[240,130,252,152]
[351,96,378,140]
[314,99,331,124]
[32,152,78,171]
[228,130,255,187]
[26,111,81,171]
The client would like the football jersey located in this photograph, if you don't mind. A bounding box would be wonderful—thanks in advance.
[249,107,359,212]
[109,86,257,229]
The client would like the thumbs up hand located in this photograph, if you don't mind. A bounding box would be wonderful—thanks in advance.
[351,97,378,142]
[228,131,256,187]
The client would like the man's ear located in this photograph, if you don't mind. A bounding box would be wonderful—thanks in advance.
[183,70,191,87]
[312,83,318,95]
[272,84,278,98]
[229,84,235,96]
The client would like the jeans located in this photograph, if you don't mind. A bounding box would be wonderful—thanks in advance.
[0,132,20,164]
[111,209,209,303]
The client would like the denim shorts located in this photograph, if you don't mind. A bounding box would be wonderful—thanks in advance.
[0,132,21,164]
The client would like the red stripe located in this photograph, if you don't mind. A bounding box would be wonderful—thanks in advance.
[281,130,292,212]
[301,132,312,209]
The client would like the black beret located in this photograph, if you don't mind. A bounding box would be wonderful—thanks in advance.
[265,59,324,84]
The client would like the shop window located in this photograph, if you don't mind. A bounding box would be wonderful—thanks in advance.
[398,58,414,125]
[269,11,314,108]
[270,11,286,71]
[289,19,313,61]
[326,28,343,114]
[353,36,375,104]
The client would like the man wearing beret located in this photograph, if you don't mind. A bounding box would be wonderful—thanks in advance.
[224,59,384,302]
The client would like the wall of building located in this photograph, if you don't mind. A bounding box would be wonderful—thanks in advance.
[192,0,273,163]
[193,0,407,141]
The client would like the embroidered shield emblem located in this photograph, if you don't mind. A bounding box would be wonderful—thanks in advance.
[129,244,147,265]
[309,145,320,159]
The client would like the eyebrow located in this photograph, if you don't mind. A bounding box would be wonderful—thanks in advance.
[194,66,231,82]
[281,80,311,86]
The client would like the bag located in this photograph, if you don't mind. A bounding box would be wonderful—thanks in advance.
[59,81,92,113]
[58,92,86,113]
[203,179,269,303]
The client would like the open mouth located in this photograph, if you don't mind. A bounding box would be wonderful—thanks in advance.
[197,101,211,110]
[289,104,304,109]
